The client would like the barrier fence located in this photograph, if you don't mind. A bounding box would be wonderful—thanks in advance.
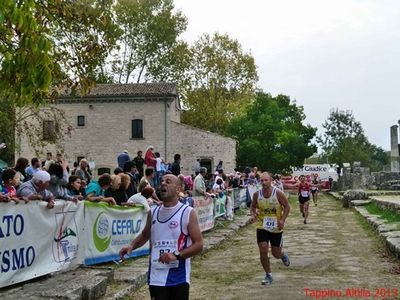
[0,186,260,288]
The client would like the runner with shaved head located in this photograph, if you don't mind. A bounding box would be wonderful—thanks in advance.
[249,172,291,285]
[119,174,203,300]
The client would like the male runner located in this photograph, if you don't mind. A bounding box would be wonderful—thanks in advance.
[249,172,290,285]
[119,174,203,299]
[298,175,311,224]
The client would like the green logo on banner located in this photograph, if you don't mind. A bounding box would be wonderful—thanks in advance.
[93,212,111,252]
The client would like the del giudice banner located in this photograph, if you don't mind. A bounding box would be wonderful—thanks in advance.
[84,202,149,265]
[0,201,85,288]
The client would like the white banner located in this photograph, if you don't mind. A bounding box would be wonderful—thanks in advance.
[83,202,149,265]
[193,196,214,232]
[247,184,261,202]
[0,201,85,288]
[291,164,338,181]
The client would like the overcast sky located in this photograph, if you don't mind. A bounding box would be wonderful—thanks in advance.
[174,0,400,151]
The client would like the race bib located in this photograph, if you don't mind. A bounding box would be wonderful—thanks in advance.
[301,191,309,197]
[263,217,277,231]
[151,239,179,269]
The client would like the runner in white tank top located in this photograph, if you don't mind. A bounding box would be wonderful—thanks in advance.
[119,174,203,300]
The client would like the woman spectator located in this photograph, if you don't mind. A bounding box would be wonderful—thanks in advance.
[14,157,30,184]
[105,174,130,205]
[75,159,92,184]
[48,161,82,202]
[86,174,116,205]
[67,175,85,198]
[213,178,225,194]
[1,168,27,203]
[123,160,138,197]
[117,173,131,204]
[144,146,157,169]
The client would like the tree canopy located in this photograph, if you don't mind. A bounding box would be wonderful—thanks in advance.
[317,109,389,171]
[181,33,258,135]
[111,0,188,84]
[0,0,119,163]
[229,92,317,173]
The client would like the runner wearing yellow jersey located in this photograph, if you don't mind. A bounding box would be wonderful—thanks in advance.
[249,172,290,285]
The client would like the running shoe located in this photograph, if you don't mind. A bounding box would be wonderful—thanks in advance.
[304,219,307,224]
[281,253,290,267]
[261,273,273,285]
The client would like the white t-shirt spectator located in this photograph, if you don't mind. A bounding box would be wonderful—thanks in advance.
[212,183,225,193]
[127,192,151,212]
[156,157,163,172]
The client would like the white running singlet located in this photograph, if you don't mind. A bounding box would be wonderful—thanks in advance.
[148,202,192,286]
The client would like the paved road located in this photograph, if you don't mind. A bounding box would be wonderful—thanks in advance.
[132,193,400,299]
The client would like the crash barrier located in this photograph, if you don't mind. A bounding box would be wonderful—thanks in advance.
[0,186,265,288]
[0,201,148,288]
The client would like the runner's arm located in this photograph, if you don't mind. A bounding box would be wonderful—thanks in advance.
[180,210,203,259]
[249,191,259,223]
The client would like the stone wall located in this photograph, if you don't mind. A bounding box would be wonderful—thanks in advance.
[17,101,237,176]
[18,101,172,169]
[337,171,400,191]
[170,121,236,175]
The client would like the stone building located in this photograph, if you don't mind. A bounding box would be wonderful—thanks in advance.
[17,83,236,176]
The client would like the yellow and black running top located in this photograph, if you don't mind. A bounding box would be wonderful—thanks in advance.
[256,187,284,233]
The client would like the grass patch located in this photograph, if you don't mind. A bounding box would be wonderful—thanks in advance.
[365,202,400,223]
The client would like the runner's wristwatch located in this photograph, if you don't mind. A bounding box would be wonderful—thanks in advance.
[173,250,180,260]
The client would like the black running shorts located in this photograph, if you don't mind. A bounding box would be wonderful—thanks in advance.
[298,195,310,204]
[149,283,189,300]
[256,229,283,247]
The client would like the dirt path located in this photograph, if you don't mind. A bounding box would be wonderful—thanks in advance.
[131,194,400,299]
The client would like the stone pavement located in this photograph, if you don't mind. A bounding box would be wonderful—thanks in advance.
[0,211,249,300]
[132,193,400,299]
[329,192,400,259]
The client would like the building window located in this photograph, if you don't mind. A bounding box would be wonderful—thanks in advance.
[43,120,56,141]
[131,119,143,139]
[77,115,85,127]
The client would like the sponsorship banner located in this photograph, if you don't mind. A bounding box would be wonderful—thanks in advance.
[0,201,85,288]
[193,196,214,232]
[83,201,149,265]
[239,188,248,206]
[291,164,338,181]
[213,194,226,218]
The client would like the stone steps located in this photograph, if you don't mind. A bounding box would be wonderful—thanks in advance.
[354,206,400,260]
[0,267,114,300]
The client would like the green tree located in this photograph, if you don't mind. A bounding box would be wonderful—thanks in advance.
[317,109,389,171]
[181,33,258,135]
[229,92,317,173]
[0,0,119,163]
[111,0,188,84]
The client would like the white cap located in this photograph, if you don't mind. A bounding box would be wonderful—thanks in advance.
[33,170,50,182]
